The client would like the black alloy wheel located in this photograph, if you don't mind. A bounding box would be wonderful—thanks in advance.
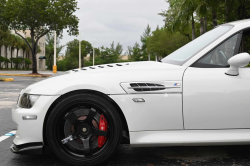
[46,93,123,166]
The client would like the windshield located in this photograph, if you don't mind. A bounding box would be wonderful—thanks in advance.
[161,25,233,65]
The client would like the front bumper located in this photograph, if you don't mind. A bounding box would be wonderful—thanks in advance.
[11,95,59,152]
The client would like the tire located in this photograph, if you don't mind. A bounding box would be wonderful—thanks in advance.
[46,93,122,166]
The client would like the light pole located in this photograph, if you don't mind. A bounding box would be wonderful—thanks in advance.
[53,31,57,73]
[79,31,81,68]
[93,41,95,66]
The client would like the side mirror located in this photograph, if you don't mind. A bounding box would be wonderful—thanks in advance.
[225,53,250,76]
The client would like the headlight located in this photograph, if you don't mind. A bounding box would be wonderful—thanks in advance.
[18,93,40,108]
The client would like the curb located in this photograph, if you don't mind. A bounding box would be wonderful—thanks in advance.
[0,78,14,82]
[0,73,51,78]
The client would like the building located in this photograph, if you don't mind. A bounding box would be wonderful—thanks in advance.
[0,30,46,71]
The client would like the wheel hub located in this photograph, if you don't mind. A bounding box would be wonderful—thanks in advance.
[82,128,87,133]
[77,123,92,138]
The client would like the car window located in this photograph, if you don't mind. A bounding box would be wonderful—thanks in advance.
[239,29,250,67]
[192,33,241,68]
[161,25,233,66]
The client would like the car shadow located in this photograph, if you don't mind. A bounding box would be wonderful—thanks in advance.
[8,145,250,166]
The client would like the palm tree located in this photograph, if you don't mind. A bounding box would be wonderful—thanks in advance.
[26,37,31,59]
[2,30,11,68]
[9,34,18,68]
[15,37,23,66]
[21,39,29,69]
[196,0,209,35]
[170,0,197,40]
[0,30,4,67]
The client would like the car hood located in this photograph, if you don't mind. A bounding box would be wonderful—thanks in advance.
[24,61,187,95]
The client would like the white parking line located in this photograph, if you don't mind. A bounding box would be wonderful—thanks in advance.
[0,131,16,142]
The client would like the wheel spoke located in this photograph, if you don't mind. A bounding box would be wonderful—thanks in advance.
[65,113,78,126]
[80,138,91,155]
[61,135,76,144]
[92,128,108,137]
[85,110,96,124]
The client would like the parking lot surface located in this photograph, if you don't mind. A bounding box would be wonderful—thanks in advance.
[1,75,250,166]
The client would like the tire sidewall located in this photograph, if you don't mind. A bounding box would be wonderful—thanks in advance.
[46,93,122,166]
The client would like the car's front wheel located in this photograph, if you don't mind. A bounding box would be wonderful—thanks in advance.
[46,93,122,166]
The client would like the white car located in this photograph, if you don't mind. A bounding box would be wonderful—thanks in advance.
[11,19,250,166]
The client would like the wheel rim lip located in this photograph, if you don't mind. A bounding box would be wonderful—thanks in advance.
[53,99,114,158]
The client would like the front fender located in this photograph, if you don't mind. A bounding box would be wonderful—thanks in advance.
[24,73,127,95]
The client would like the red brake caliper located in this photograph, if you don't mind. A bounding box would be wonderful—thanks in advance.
[98,114,108,148]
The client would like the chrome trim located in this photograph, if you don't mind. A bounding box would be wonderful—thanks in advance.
[132,98,145,102]
[129,92,182,94]
[128,86,180,90]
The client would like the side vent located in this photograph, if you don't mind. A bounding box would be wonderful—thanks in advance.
[129,83,166,92]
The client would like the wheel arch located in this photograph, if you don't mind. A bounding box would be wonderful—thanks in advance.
[42,89,130,146]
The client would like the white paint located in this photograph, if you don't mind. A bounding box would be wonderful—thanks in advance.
[12,96,59,145]
[22,61,187,95]
[0,131,16,143]
[183,67,250,129]
[110,93,183,131]
[130,129,250,146]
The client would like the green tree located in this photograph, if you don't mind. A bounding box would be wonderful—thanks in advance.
[2,0,79,73]
[65,39,92,68]
[147,27,189,58]
[171,0,197,40]
[24,58,32,69]
[159,2,192,41]
[141,25,151,51]
[140,24,152,60]
[93,42,123,64]
[127,42,146,61]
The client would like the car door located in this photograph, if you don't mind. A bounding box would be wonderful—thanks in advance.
[183,29,250,129]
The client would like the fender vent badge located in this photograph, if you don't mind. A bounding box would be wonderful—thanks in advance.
[132,98,145,102]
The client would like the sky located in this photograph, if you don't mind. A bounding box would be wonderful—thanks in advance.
[59,0,169,55]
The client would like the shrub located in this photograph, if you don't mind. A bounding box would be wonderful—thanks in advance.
[24,58,32,69]
[10,58,23,69]
[57,59,69,71]
[0,56,11,68]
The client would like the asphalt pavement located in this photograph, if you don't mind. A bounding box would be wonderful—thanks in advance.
[1,75,250,166]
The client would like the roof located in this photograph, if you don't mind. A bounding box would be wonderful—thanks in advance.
[227,19,250,25]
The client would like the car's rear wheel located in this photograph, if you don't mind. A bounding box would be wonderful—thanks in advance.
[46,93,122,166]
